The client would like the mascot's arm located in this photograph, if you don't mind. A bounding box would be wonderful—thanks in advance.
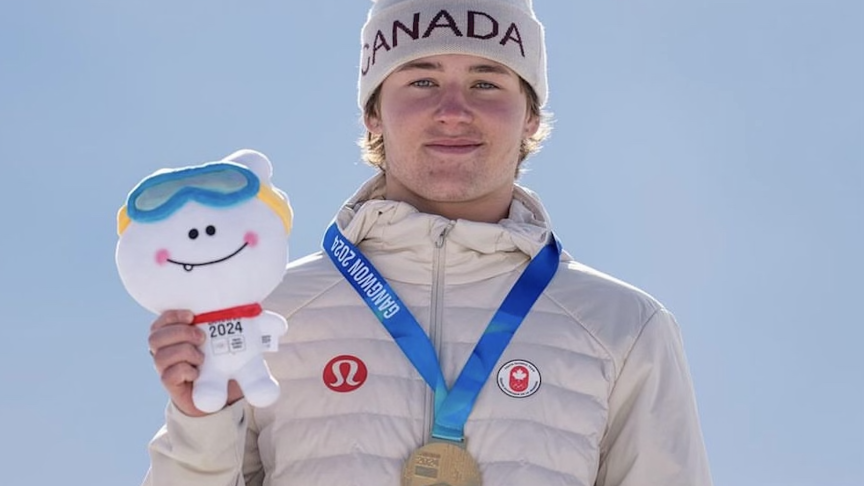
[258,311,288,352]
[141,401,264,486]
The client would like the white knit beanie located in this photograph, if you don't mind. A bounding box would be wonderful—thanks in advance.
[358,0,547,110]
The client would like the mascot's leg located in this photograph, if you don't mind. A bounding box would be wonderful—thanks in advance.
[193,360,229,414]
[234,357,280,408]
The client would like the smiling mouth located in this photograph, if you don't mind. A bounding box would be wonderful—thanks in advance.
[425,140,483,154]
[167,243,248,272]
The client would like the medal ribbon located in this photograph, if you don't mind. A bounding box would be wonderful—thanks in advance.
[323,222,560,442]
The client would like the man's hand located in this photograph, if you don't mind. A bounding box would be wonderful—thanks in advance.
[148,310,244,417]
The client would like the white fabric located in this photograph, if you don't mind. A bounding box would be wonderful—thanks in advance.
[358,0,548,109]
[143,174,713,486]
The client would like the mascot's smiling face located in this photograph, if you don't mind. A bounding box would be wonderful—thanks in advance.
[116,151,292,314]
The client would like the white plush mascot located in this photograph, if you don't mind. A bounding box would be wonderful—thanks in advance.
[116,149,291,413]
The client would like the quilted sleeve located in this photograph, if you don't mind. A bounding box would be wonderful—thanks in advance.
[141,400,263,486]
[596,308,713,486]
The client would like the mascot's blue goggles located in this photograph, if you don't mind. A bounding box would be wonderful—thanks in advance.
[125,162,260,224]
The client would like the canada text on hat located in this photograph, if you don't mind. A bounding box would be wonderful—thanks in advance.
[357,0,547,109]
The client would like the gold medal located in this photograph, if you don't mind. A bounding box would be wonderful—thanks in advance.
[401,440,482,486]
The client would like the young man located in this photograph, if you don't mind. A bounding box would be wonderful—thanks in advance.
[143,1,713,485]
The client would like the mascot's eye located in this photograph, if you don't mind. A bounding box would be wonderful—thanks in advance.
[206,225,216,236]
[188,228,199,239]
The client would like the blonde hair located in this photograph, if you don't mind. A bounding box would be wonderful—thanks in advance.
[359,79,552,176]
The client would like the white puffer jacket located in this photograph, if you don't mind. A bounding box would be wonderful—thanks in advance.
[143,174,713,486]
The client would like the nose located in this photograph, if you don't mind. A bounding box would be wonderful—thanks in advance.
[433,85,473,124]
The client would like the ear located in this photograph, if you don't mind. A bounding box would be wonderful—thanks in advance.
[364,112,383,135]
[222,149,274,184]
[523,112,540,139]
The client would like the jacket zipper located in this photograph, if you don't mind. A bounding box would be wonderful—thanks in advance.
[424,222,454,439]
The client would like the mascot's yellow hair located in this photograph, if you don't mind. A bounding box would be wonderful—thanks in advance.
[117,185,293,236]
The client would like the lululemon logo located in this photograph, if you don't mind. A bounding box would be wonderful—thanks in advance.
[497,360,541,398]
[323,355,368,393]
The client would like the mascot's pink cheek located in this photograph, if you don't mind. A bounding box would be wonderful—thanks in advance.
[154,249,170,265]
[245,232,259,247]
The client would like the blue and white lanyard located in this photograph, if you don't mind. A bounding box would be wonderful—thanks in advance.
[323,222,560,442]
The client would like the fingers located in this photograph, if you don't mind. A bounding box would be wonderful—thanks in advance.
[161,362,208,417]
[150,309,194,332]
[161,361,200,390]
[148,310,202,356]
[152,341,205,376]
[148,309,206,377]
[147,310,212,416]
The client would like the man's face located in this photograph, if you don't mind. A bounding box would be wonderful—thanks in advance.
[366,54,539,222]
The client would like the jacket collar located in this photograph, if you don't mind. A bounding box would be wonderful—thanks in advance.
[329,174,554,285]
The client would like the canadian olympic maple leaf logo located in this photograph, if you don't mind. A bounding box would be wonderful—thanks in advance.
[497,360,541,398]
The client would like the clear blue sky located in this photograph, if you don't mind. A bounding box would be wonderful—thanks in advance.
[1,1,861,485]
